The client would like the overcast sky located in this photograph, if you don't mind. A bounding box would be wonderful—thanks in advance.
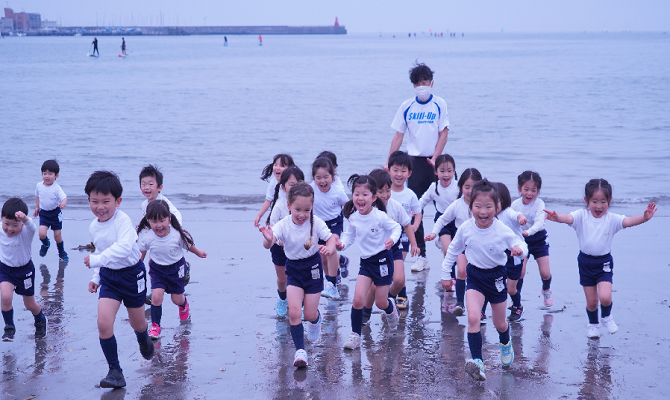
[6,0,669,32]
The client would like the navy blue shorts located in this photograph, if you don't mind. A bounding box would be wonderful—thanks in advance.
[0,260,35,296]
[149,257,186,295]
[99,260,147,308]
[391,240,403,261]
[39,207,62,230]
[286,252,324,294]
[400,236,410,253]
[466,264,507,304]
[505,251,523,281]
[525,229,549,259]
[359,249,394,286]
[578,252,613,287]
[434,212,457,239]
[270,243,287,266]
[319,214,343,245]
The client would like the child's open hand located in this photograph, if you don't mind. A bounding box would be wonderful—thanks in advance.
[84,255,91,268]
[88,281,99,293]
[424,233,436,242]
[14,211,28,223]
[410,244,420,257]
[384,238,394,250]
[644,202,657,221]
[543,209,559,222]
[319,244,332,257]
[510,246,524,257]
[33,208,39,218]
[335,240,344,251]
[517,214,527,226]
[259,226,274,243]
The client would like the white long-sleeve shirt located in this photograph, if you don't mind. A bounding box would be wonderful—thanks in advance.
[138,228,187,266]
[497,208,525,265]
[511,197,546,236]
[441,219,528,280]
[0,218,36,267]
[142,193,182,225]
[310,182,348,221]
[569,208,625,256]
[272,215,332,260]
[340,208,402,259]
[432,197,471,235]
[89,210,142,285]
[35,182,66,211]
[418,179,458,214]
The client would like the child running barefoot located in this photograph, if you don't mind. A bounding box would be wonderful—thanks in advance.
[266,166,305,318]
[544,179,656,338]
[441,180,528,381]
[337,175,402,350]
[137,200,207,340]
[511,171,554,306]
[260,182,336,368]
[254,154,295,228]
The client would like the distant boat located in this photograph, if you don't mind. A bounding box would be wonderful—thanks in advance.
[74,33,82,37]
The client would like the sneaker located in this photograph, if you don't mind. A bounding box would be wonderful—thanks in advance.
[145,295,153,306]
[322,281,340,299]
[276,297,288,318]
[148,322,161,340]
[465,358,486,381]
[178,298,190,321]
[293,349,308,368]
[343,332,361,350]
[34,317,47,339]
[508,305,524,322]
[39,239,50,257]
[480,313,487,325]
[385,299,399,330]
[100,367,126,388]
[139,336,155,360]
[541,289,554,307]
[336,274,342,286]
[499,341,514,366]
[184,262,191,286]
[58,250,69,262]
[435,239,443,250]
[453,301,465,316]
[410,256,430,272]
[307,312,322,342]
[340,256,349,278]
[362,309,372,326]
[396,296,409,310]
[2,324,16,342]
[587,323,600,338]
[601,316,618,334]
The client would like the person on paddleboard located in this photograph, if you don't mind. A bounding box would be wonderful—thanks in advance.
[121,38,126,56]
[224,36,228,46]
[92,37,99,56]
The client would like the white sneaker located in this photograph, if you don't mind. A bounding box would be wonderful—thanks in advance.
[587,323,600,338]
[411,256,430,272]
[321,281,340,299]
[293,349,308,368]
[601,316,618,334]
[343,332,361,350]
[307,311,322,342]
[385,298,399,330]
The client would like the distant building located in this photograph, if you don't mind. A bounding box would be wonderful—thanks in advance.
[1,17,12,33]
[42,20,58,29]
[4,8,41,31]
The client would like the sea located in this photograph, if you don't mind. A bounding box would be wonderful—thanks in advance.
[1,32,668,213]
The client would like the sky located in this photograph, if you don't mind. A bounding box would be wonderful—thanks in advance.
[5,0,670,32]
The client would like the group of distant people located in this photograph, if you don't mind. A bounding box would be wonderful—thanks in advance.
[90,37,126,56]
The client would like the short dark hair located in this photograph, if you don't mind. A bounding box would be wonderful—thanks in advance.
[85,171,123,199]
[409,62,434,84]
[317,151,338,168]
[139,165,163,187]
[1,198,28,220]
[388,151,413,171]
[369,168,392,190]
[41,159,60,174]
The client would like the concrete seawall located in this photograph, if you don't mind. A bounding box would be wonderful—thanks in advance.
[30,25,347,36]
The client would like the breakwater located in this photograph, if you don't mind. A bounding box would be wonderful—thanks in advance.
[28,25,347,36]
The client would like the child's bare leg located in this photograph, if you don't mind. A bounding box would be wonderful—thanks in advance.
[365,284,376,309]
[151,288,165,306]
[597,282,612,307]
[22,295,41,315]
[303,293,320,322]
[440,235,452,257]
[170,293,185,307]
[53,229,63,243]
[374,285,392,311]
[466,290,485,333]
[0,282,14,312]
[389,260,405,297]
[97,298,122,339]
[537,256,551,280]
[38,225,48,240]
[275,265,287,293]
[127,306,148,333]
[490,302,509,333]
[287,286,305,326]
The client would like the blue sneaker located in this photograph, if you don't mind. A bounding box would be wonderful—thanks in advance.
[465,358,486,381]
[58,251,69,262]
[276,297,288,318]
[39,238,50,257]
[321,281,340,299]
[500,341,514,367]
[339,255,349,278]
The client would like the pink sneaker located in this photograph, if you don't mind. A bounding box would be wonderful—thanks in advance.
[179,298,190,321]
[148,322,161,340]
[541,289,554,307]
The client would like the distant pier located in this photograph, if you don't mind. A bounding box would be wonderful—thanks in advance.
[25,25,347,36]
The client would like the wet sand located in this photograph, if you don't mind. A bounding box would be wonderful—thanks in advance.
[1,202,668,399]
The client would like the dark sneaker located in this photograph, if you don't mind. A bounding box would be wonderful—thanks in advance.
[139,337,155,360]
[35,317,47,339]
[145,295,153,305]
[453,301,465,316]
[39,239,50,257]
[340,255,349,278]
[480,313,487,325]
[508,305,524,322]
[58,251,69,262]
[396,296,409,310]
[2,325,16,342]
[184,262,191,286]
[100,367,126,388]
[362,309,372,326]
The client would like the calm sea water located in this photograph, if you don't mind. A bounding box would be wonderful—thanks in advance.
[1,33,668,211]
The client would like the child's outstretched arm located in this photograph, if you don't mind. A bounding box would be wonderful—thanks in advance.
[259,225,276,249]
[254,200,272,227]
[319,235,337,257]
[188,244,207,258]
[33,196,40,218]
[623,202,657,228]
[544,209,574,225]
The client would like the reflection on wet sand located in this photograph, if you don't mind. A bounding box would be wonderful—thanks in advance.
[138,324,191,400]
[578,342,613,399]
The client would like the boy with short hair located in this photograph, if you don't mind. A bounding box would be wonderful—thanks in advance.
[1,198,47,341]
[33,159,68,261]
[139,164,182,224]
[84,171,154,389]
[387,150,423,309]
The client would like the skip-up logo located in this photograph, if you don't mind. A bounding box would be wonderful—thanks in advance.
[408,112,436,121]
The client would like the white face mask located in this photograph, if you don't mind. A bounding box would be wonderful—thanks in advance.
[414,85,432,101]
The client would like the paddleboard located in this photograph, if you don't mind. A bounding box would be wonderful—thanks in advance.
[87,53,99,58]
[118,54,126,57]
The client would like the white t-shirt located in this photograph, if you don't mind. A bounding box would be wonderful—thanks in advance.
[310,182,348,221]
[418,179,459,214]
[142,193,183,225]
[391,95,450,157]
[432,197,472,235]
[385,198,411,227]
[569,208,625,256]
[511,197,546,236]
[340,208,402,259]
[333,176,345,190]
[391,187,421,219]
[138,227,188,266]
[35,182,66,211]
[89,209,142,285]
[265,176,286,203]
[0,218,36,267]
[497,208,525,265]
[269,198,290,226]
[272,215,332,260]
[442,219,528,279]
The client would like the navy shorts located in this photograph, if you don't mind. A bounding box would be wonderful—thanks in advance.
[149,257,186,295]
[0,260,35,296]
[270,243,287,266]
[391,240,403,261]
[434,212,457,239]
[99,260,147,308]
[505,251,523,280]
[466,264,507,304]
[39,207,62,230]
[319,214,343,245]
[525,229,549,259]
[286,252,324,294]
[578,252,613,287]
[359,249,394,286]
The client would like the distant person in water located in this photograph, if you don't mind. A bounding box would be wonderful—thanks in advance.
[259,35,262,45]
[92,37,99,56]
[121,38,126,56]
[224,36,228,46]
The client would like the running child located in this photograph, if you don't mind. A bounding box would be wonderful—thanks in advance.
[417,154,458,254]
[266,166,305,318]
[441,180,527,381]
[1,198,47,341]
[511,171,554,306]
[310,157,348,300]
[254,154,295,227]
[137,200,207,340]
[337,175,402,350]
[84,171,154,389]
[139,165,182,224]
[544,179,656,338]
[34,159,68,261]
[259,182,336,368]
